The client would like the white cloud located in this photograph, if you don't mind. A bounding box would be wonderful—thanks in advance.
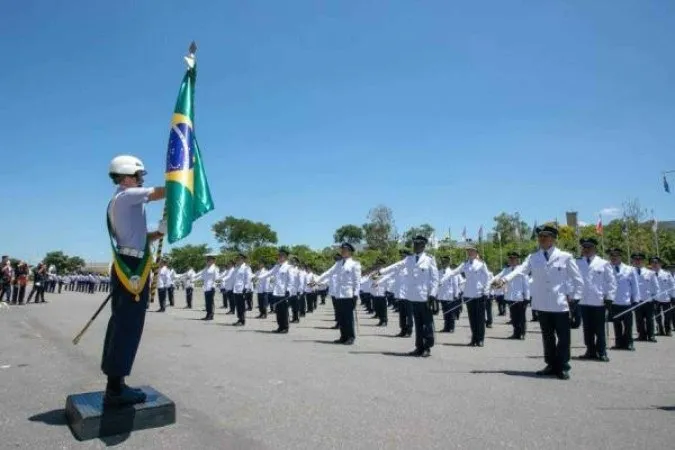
[599,207,621,218]
[578,221,588,226]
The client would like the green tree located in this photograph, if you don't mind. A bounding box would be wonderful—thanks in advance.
[402,224,435,247]
[167,244,211,273]
[250,246,279,268]
[42,251,70,273]
[212,216,278,252]
[492,212,530,244]
[363,205,396,251]
[333,225,364,244]
[66,256,86,273]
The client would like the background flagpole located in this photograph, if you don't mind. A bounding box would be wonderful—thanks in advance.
[652,209,660,257]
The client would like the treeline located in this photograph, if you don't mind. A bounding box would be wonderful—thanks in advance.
[40,200,675,275]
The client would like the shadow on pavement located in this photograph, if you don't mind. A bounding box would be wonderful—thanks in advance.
[349,350,415,357]
[470,369,542,379]
[292,339,341,345]
[29,409,68,426]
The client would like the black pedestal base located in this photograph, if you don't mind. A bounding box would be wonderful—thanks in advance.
[65,386,175,441]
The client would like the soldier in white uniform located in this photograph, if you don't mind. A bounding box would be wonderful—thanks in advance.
[576,238,617,361]
[496,252,530,339]
[370,259,390,327]
[631,252,660,342]
[157,260,172,312]
[438,256,460,333]
[607,248,639,350]
[231,253,253,326]
[378,236,438,356]
[176,266,196,309]
[254,263,269,318]
[394,249,413,337]
[443,245,490,347]
[194,255,219,320]
[494,225,583,380]
[256,248,294,333]
[314,243,362,345]
[328,253,342,329]
[651,256,675,337]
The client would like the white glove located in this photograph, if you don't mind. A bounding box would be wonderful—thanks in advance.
[157,219,168,235]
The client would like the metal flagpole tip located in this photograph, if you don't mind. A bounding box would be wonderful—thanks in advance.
[184,41,197,69]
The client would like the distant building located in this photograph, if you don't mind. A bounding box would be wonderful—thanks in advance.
[84,261,111,274]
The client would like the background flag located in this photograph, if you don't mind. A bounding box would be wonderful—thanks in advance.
[461,226,467,241]
[164,51,214,244]
[478,225,484,242]
[596,214,603,236]
[664,175,670,193]
[652,212,658,235]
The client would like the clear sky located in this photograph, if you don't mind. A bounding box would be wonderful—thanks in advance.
[2,1,674,264]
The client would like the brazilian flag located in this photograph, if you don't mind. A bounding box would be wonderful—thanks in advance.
[164,56,214,243]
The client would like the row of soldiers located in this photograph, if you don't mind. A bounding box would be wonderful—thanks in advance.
[167,228,675,380]
[0,256,111,304]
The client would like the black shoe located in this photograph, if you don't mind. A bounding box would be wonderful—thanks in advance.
[421,348,431,357]
[396,331,406,337]
[378,322,388,327]
[536,366,555,376]
[104,386,147,407]
[598,355,610,362]
[404,332,412,337]
[331,324,340,329]
[556,371,570,380]
[262,314,268,319]
[508,335,519,340]
[233,321,244,326]
[627,345,635,351]
[477,341,484,347]
[334,338,346,344]
[577,353,595,360]
[408,349,423,357]
[486,323,492,328]
[255,314,264,319]
[468,341,476,347]
[343,338,355,345]
[519,335,526,340]
[648,337,658,343]
[610,345,622,350]
[157,308,166,312]
[448,329,455,333]
[278,328,289,334]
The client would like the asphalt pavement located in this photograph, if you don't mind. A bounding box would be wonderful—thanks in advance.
[1,289,673,449]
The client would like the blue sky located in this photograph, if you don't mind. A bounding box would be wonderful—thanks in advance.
[2,1,674,264]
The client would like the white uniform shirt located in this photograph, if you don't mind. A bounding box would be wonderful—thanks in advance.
[634,267,659,302]
[258,261,292,297]
[180,269,196,288]
[360,276,372,295]
[444,259,490,299]
[305,273,317,293]
[255,269,268,294]
[654,270,675,303]
[577,255,617,307]
[437,267,459,301]
[611,263,639,306]
[379,253,438,303]
[496,266,530,302]
[158,266,172,289]
[195,264,219,292]
[231,263,253,294]
[316,258,362,299]
[501,247,584,313]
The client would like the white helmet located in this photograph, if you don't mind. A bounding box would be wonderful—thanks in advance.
[108,155,147,177]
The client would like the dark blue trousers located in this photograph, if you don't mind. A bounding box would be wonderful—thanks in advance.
[412,301,434,350]
[336,297,356,340]
[101,255,148,377]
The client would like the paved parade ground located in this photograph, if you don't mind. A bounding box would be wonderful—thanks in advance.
[1,290,674,449]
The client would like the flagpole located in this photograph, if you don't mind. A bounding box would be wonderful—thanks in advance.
[149,41,198,304]
[652,210,660,258]
[598,214,605,258]
[624,215,631,259]
[498,233,503,268]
